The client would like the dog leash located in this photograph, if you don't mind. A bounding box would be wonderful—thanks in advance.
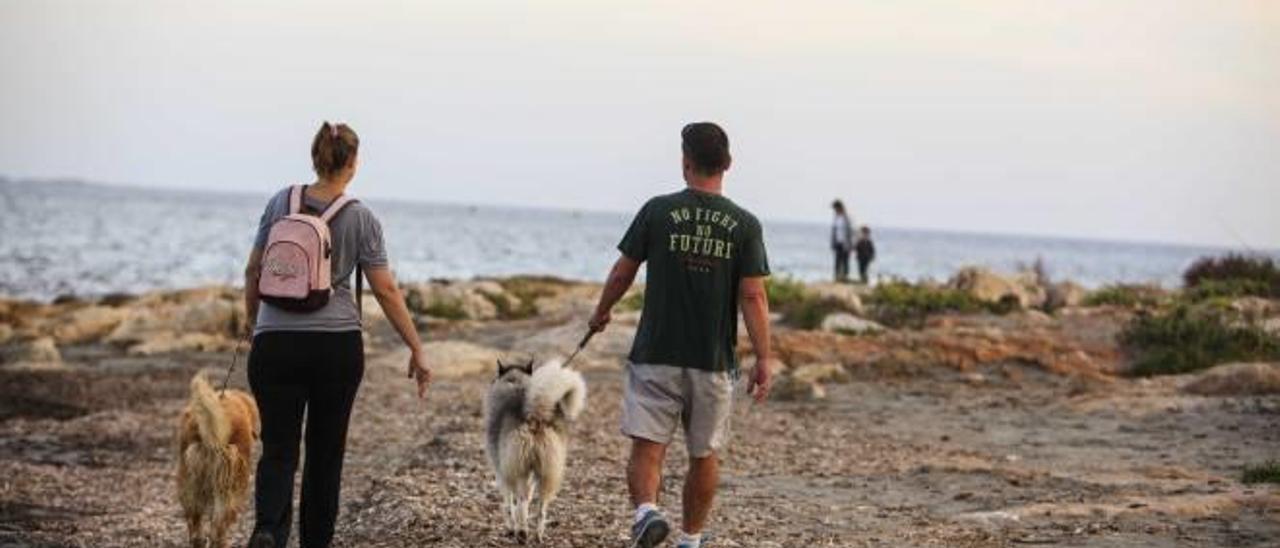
[560,326,599,370]
[220,331,252,395]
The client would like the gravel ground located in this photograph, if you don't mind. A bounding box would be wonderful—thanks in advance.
[2,331,1278,547]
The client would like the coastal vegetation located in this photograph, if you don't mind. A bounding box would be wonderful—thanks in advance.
[763,276,852,330]
[1082,284,1168,308]
[1242,461,1280,485]
[865,279,1002,328]
[1183,253,1280,298]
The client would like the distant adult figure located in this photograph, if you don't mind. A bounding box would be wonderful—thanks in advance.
[588,122,773,548]
[830,200,854,282]
[242,122,432,548]
[855,225,876,285]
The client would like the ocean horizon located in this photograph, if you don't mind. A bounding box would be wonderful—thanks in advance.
[0,178,1269,302]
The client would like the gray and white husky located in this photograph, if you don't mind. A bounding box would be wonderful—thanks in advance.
[484,358,587,543]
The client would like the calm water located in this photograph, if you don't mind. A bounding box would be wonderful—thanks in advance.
[0,180,1254,301]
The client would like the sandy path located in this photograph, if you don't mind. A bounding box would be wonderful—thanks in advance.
[1,336,1278,547]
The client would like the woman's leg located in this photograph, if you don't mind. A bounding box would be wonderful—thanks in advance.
[298,331,365,548]
[249,332,308,548]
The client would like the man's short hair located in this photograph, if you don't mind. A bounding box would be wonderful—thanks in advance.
[681,122,731,176]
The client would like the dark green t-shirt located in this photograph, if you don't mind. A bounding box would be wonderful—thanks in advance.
[619,188,770,372]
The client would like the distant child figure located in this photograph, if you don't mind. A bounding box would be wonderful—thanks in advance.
[830,200,854,282]
[855,225,876,284]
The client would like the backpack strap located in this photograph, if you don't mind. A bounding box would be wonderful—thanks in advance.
[314,194,363,324]
[288,185,304,214]
[319,195,357,224]
[355,264,364,325]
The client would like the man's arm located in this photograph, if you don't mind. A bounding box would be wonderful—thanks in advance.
[588,255,642,332]
[740,275,772,403]
[243,248,263,335]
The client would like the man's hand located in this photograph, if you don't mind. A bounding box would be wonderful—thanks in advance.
[746,358,772,403]
[407,349,433,400]
[588,308,612,333]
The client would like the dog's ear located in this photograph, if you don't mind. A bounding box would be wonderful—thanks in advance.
[496,360,510,378]
[522,358,535,374]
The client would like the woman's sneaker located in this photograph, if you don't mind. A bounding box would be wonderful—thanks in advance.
[247,532,275,548]
[630,508,671,548]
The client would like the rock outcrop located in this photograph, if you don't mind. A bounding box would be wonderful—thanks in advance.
[1182,362,1280,396]
[950,267,1047,309]
[1,336,62,368]
[820,312,884,335]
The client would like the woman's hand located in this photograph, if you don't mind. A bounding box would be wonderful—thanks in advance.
[407,349,432,400]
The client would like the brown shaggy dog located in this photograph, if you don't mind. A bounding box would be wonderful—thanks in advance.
[176,373,259,548]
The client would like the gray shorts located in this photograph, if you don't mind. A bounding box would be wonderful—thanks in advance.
[620,362,736,458]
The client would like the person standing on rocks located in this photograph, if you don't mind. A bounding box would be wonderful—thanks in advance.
[242,122,433,548]
[588,122,774,548]
[855,225,876,285]
[830,199,854,282]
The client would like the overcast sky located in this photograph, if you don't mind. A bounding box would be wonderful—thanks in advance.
[2,0,1277,248]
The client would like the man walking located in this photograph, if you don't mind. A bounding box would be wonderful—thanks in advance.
[589,122,773,548]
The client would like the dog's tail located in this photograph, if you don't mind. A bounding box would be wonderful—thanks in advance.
[188,373,231,450]
[525,359,587,424]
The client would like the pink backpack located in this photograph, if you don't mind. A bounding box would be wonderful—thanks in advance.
[258,185,359,312]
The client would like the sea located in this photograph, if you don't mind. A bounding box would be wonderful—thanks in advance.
[0,180,1262,302]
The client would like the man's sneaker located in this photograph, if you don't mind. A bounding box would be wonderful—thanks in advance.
[630,508,671,548]
[675,532,710,548]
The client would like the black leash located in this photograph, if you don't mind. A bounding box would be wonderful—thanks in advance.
[220,332,251,395]
[561,327,598,370]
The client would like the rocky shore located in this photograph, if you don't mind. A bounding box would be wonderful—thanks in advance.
[1,270,1278,547]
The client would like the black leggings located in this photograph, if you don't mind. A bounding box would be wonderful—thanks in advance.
[248,331,363,548]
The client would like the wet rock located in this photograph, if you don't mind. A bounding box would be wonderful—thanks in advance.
[52,306,128,345]
[820,313,884,335]
[1182,362,1280,396]
[1,336,62,368]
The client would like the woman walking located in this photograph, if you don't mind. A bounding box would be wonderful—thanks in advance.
[830,199,855,282]
[242,122,432,548]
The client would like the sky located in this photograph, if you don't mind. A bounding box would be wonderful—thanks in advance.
[2,0,1277,249]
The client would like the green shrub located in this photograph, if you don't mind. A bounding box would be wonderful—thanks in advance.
[764,276,809,310]
[493,276,567,319]
[421,301,468,321]
[761,276,858,329]
[1083,284,1167,308]
[1184,254,1280,297]
[781,297,850,330]
[618,291,645,312]
[1242,461,1280,485]
[1182,278,1272,303]
[1121,304,1280,376]
[865,280,992,328]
